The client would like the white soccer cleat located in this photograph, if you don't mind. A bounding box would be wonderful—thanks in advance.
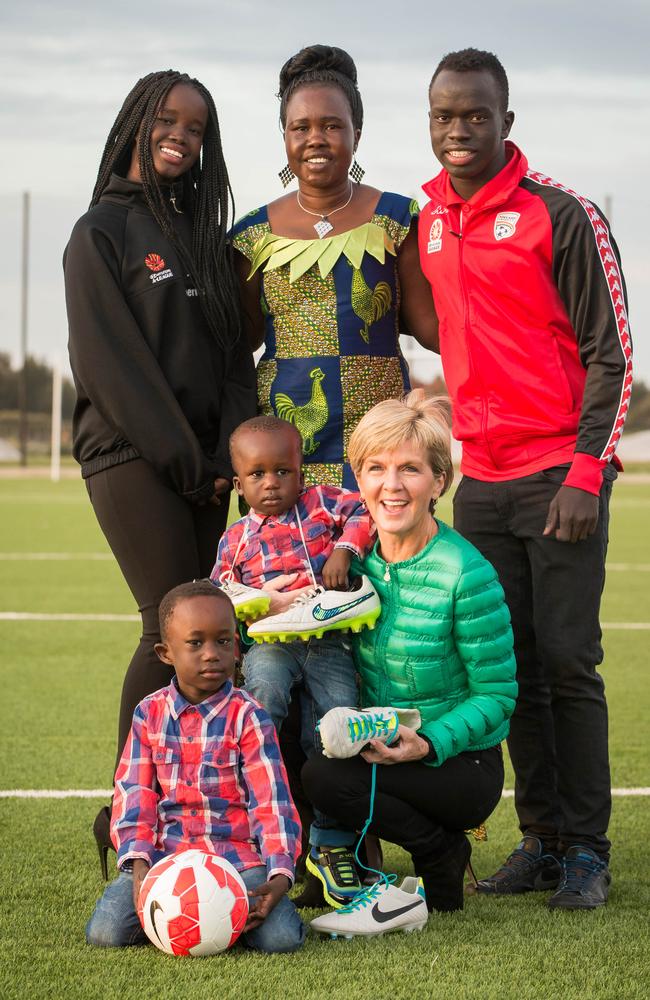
[246,575,380,643]
[219,580,272,621]
[317,706,423,759]
[310,877,428,939]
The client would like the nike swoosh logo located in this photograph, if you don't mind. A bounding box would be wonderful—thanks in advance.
[312,592,373,622]
[150,900,165,945]
[371,899,423,922]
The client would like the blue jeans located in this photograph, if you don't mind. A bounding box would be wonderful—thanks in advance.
[243,634,358,845]
[86,865,305,953]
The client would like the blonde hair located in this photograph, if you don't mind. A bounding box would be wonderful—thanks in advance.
[348,390,454,495]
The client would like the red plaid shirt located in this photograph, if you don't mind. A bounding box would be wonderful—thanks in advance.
[111,679,301,881]
[211,485,373,591]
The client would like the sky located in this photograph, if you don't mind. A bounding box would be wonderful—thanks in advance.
[1,0,648,383]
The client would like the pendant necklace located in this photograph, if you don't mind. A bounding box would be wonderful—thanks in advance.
[169,185,183,214]
[296,182,354,239]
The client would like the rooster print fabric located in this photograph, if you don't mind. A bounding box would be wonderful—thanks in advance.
[232,193,415,488]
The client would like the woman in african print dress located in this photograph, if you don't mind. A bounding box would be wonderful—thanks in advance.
[234,44,439,489]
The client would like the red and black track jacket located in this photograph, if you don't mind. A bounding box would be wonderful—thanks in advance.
[418,142,633,495]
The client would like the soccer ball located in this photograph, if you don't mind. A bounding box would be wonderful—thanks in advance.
[137,850,249,956]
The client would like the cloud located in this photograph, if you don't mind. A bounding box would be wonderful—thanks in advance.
[0,0,648,378]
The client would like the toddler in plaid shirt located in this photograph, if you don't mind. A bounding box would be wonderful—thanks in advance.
[211,416,374,905]
[86,580,304,952]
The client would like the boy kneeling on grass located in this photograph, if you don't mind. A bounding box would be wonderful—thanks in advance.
[86,580,305,953]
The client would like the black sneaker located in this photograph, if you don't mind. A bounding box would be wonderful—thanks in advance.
[474,836,562,895]
[305,845,362,909]
[548,846,611,910]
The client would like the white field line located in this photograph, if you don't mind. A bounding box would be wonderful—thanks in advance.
[0,612,649,629]
[1,788,648,799]
[608,563,650,571]
[0,612,139,622]
[0,494,86,503]
[2,554,649,570]
[601,623,650,630]
[0,552,112,561]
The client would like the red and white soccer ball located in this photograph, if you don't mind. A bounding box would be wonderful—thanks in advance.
[137,850,249,956]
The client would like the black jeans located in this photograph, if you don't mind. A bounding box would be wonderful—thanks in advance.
[86,459,228,769]
[453,464,615,858]
[302,746,504,874]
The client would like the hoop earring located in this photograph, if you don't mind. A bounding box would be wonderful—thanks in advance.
[278,163,295,188]
[349,158,365,184]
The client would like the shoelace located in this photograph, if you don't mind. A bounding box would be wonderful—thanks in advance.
[323,847,362,888]
[337,873,398,914]
[347,712,398,745]
[288,586,321,607]
[221,581,249,597]
[558,853,606,893]
[488,843,556,883]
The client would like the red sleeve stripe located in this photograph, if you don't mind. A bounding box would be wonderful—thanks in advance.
[525,169,633,461]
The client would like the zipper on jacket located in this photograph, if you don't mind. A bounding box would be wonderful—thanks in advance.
[456,206,498,468]
[375,563,394,706]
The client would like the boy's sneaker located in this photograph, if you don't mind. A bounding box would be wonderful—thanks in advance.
[310,877,428,939]
[473,836,562,894]
[548,846,611,910]
[305,845,363,908]
[247,575,380,643]
[219,580,271,621]
[317,706,422,759]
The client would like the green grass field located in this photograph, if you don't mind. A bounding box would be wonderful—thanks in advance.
[1,476,649,1000]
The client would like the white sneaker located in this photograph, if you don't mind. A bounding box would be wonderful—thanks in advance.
[219,580,272,621]
[310,877,428,939]
[247,575,380,643]
[317,706,423,759]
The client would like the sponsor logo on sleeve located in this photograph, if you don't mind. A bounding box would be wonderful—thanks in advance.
[494,212,520,241]
[144,252,174,284]
[427,218,443,254]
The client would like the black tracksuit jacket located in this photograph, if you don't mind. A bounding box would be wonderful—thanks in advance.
[64,174,256,503]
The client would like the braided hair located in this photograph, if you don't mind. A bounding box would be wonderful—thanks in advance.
[278,45,363,132]
[91,70,239,348]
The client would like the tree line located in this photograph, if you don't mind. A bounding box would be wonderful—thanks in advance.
[0,354,75,418]
[0,353,648,432]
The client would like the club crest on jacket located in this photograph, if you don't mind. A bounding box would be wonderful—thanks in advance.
[494,212,520,241]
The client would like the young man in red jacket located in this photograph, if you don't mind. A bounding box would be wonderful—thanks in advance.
[418,48,632,910]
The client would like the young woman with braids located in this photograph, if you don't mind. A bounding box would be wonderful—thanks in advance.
[64,71,256,874]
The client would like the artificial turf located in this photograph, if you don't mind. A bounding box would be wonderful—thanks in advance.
[1,476,649,1000]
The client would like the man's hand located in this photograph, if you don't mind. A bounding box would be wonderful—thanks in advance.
[243,874,290,932]
[131,859,150,910]
[322,548,353,590]
[543,485,599,543]
[360,725,430,766]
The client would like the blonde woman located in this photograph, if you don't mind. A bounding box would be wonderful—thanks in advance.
[303,391,517,930]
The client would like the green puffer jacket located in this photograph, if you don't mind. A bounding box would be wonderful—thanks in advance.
[352,520,517,765]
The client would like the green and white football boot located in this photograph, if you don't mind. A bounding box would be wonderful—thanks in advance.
[246,575,380,643]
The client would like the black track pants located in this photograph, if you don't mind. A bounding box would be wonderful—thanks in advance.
[302,746,504,872]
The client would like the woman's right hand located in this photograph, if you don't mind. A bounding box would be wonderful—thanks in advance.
[246,574,315,623]
[208,477,232,506]
[361,725,430,765]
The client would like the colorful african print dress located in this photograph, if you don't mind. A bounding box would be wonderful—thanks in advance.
[231,192,416,489]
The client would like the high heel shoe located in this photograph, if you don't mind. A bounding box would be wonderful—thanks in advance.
[92,805,115,880]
